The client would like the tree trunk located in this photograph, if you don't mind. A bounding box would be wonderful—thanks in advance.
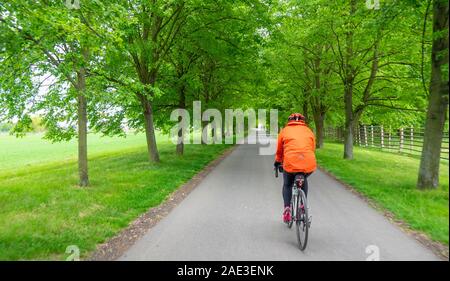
[343,108,354,159]
[141,95,160,162]
[136,63,161,163]
[225,120,231,137]
[76,48,89,187]
[310,99,326,149]
[177,124,184,156]
[343,0,356,159]
[417,0,449,189]
[176,120,184,155]
[221,112,226,138]
[311,54,326,149]
[211,125,216,142]
[176,85,186,155]
[313,112,325,149]
[77,83,89,187]
[201,120,208,145]
[302,99,309,123]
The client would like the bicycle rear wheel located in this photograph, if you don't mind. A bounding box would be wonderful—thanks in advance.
[295,189,309,251]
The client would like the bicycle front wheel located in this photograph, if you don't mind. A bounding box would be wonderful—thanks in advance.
[295,189,309,251]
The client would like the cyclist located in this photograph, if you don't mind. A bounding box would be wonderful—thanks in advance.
[274,113,317,223]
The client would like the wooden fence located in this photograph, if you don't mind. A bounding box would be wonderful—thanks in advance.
[324,125,450,161]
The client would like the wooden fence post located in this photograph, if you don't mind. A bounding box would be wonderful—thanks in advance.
[399,127,404,153]
[370,125,374,147]
[359,125,363,146]
[388,126,392,150]
[364,125,368,147]
[410,126,414,153]
[381,125,384,149]
[356,125,360,146]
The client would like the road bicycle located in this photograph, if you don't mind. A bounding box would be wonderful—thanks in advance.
[275,166,310,251]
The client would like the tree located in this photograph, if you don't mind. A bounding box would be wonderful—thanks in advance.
[278,3,339,148]
[417,0,449,189]
[0,1,103,186]
[87,0,197,163]
[153,0,270,150]
[328,0,426,159]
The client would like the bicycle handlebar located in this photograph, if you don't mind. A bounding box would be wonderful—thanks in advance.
[274,165,283,178]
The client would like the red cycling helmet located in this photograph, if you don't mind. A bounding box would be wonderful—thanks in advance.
[288,113,306,122]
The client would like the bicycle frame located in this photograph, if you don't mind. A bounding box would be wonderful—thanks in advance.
[291,176,304,222]
[275,167,310,250]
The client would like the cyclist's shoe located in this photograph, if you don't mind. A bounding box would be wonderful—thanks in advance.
[283,207,291,223]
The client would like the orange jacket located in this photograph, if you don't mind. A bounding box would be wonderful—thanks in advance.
[275,121,317,174]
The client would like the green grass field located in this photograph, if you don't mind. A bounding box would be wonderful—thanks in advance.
[0,133,231,260]
[0,133,149,171]
[316,142,449,245]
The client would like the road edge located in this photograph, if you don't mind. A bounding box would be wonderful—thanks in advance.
[317,165,449,261]
[88,145,239,261]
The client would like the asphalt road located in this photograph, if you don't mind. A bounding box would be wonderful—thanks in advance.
[119,130,440,261]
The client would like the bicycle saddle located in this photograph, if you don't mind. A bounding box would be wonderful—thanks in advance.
[295,174,305,187]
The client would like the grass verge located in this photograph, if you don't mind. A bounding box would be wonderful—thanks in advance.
[316,142,449,246]
[0,135,232,260]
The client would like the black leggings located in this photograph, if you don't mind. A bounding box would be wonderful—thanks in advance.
[282,172,310,207]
